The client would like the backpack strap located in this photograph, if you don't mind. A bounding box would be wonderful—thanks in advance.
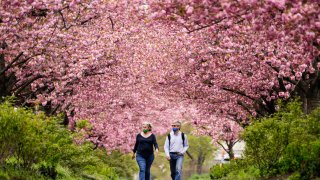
[182,132,185,147]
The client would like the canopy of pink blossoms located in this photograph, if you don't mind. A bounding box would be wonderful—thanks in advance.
[2,0,318,151]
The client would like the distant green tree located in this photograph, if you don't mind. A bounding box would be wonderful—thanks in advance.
[188,135,215,174]
[178,123,216,175]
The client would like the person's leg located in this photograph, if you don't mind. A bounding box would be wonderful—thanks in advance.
[136,154,147,180]
[145,154,154,180]
[175,155,184,180]
[169,153,177,180]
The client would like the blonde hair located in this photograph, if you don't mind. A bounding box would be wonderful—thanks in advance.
[142,121,152,130]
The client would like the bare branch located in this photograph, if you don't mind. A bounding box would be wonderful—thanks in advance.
[217,141,229,153]
[80,15,99,25]
[58,10,68,29]
[108,16,114,31]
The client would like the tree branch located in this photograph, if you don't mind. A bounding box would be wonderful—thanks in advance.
[0,52,24,75]
[80,15,99,25]
[186,10,248,34]
[58,10,68,29]
[236,99,254,115]
[108,16,114,31]
[266,61,307,94]
[222,87,256,102]
[231,139,240,146]
[187,16,227,33]
[217,141,229,153]
[14,75,43,95]
[12,53,42,67]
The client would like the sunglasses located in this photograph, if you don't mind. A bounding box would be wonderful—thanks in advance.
[171,125,180,127]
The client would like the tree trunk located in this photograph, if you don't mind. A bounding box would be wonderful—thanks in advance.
[300,56,320,114]
[227,147,235,160]
[0,53,6,98]
[227,149,235,160]
[227,140,235,160]
[196,150,205,174]
[293,56,320,114]
[305,83,320,114]
[302,96,320,114]
[217,140,236,161]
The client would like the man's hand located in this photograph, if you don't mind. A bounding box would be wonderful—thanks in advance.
[166,156,171,161]
[155,149,159,153]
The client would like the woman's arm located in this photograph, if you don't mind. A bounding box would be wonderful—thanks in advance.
[153,134,159,152]
[132,134,139,159]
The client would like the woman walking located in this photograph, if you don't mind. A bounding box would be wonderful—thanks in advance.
[132,122,159,180]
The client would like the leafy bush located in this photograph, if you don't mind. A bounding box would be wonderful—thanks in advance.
[226,166,260,180]
[188,173,211,180]
[210,159,257,180]
[287,172,301,180]
[0,170,9,180]
[210,163,232,179]
[242,100,320,179]
[209,99,320,179]
[0,100,136,179]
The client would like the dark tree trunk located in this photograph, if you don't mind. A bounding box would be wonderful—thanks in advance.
[296,56,320,114]
[305,77,320,114]
[217,140,237,162]
[196,150,205,174]
[300,93,320,114]
[227,143,235,160]
[0,53,6,98]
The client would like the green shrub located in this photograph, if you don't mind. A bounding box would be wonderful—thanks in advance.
[242,100,320,178]
[209,99,320,179]
[0,99,137,179]
[210,164,232,179]
[210,159,258,180]
[226,166,260,180]
[287,172,301,180]
[188,173,211,180]
[0,170,9,180]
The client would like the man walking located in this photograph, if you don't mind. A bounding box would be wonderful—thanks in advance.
[164,121,189,180]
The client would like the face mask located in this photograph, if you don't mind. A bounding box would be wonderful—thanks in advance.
[172,127,179,132]
[143,129,149,133]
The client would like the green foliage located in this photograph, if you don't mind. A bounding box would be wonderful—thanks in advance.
[186,134,216,174]
[209,159,257,180]
[76,119,93,130]
[210,164,232,179]
[287,172,301,180]
[188,135,215,159]
[188,173,211,180]
[102,150,138,178]
[0,100,136,179]
[0,170,9,180]
[209,99,320,179]
[226,166,260,180]
[242,100,320,178]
